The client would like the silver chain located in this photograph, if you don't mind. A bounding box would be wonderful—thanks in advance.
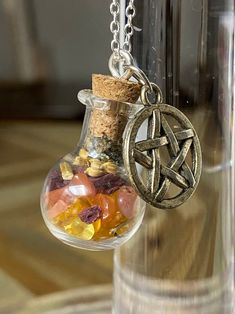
[123,0,136,52]
[110,0,135,55]
[110,0,120,54]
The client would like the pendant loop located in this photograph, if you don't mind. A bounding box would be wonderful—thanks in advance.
[122,65,153,93]
[109,50,134,77]
[141,83,164,106]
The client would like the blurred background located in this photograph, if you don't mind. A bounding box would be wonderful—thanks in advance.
[0,0,114,312]
[1,0,235,313]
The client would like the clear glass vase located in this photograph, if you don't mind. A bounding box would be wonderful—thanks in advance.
[113,0,235,312]
[41,89,145,251]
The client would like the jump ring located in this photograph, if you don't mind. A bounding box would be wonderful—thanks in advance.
[141,83,163,106]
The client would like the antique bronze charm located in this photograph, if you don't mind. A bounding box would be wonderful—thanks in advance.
[108,45,203,210]
[120,65,202,209]
[123,103,202,209]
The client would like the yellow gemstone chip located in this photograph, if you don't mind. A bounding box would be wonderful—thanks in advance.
[64,218,95,240]
[93,219,101,232]
[60,162,73,180]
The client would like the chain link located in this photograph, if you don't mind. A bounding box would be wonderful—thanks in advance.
[123,0,136,52]
[110,0,135,55]
[109,1,163,104]
[110,0,120,54]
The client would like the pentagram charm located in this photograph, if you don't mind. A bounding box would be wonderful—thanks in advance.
[123,104,202,209]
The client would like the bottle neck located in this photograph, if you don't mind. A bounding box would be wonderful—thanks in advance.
[77,90,142,163]
[81,105,128,163]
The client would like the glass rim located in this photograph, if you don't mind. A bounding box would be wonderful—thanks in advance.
[77,89,144,109]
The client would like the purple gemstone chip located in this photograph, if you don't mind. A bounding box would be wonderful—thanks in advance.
[79,205,102,224]
[48,170,69,191]
[90,174,127,194]
[73,165,85,175]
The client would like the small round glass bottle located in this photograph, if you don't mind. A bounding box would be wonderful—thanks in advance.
[40,87,145,251]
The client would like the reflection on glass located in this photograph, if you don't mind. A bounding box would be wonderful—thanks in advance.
[113,0,234,312]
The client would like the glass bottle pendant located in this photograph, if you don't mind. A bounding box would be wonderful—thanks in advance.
[40,76,146,251]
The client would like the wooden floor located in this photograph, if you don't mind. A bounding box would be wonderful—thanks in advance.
[0,121,113,305]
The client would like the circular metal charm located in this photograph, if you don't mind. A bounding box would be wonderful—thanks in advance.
[123,104,202,209]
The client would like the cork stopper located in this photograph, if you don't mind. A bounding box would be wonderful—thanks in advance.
[88,74,141,143]
[92,74,141,103]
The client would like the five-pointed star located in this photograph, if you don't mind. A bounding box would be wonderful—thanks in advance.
[133,108,196,202]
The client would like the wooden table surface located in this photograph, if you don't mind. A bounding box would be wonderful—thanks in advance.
[0,121,113,311]
[0,110,229,313]
[20,284,112,314]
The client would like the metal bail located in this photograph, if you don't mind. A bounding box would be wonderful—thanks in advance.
[123,103,202,209]
[108,50,135,77]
